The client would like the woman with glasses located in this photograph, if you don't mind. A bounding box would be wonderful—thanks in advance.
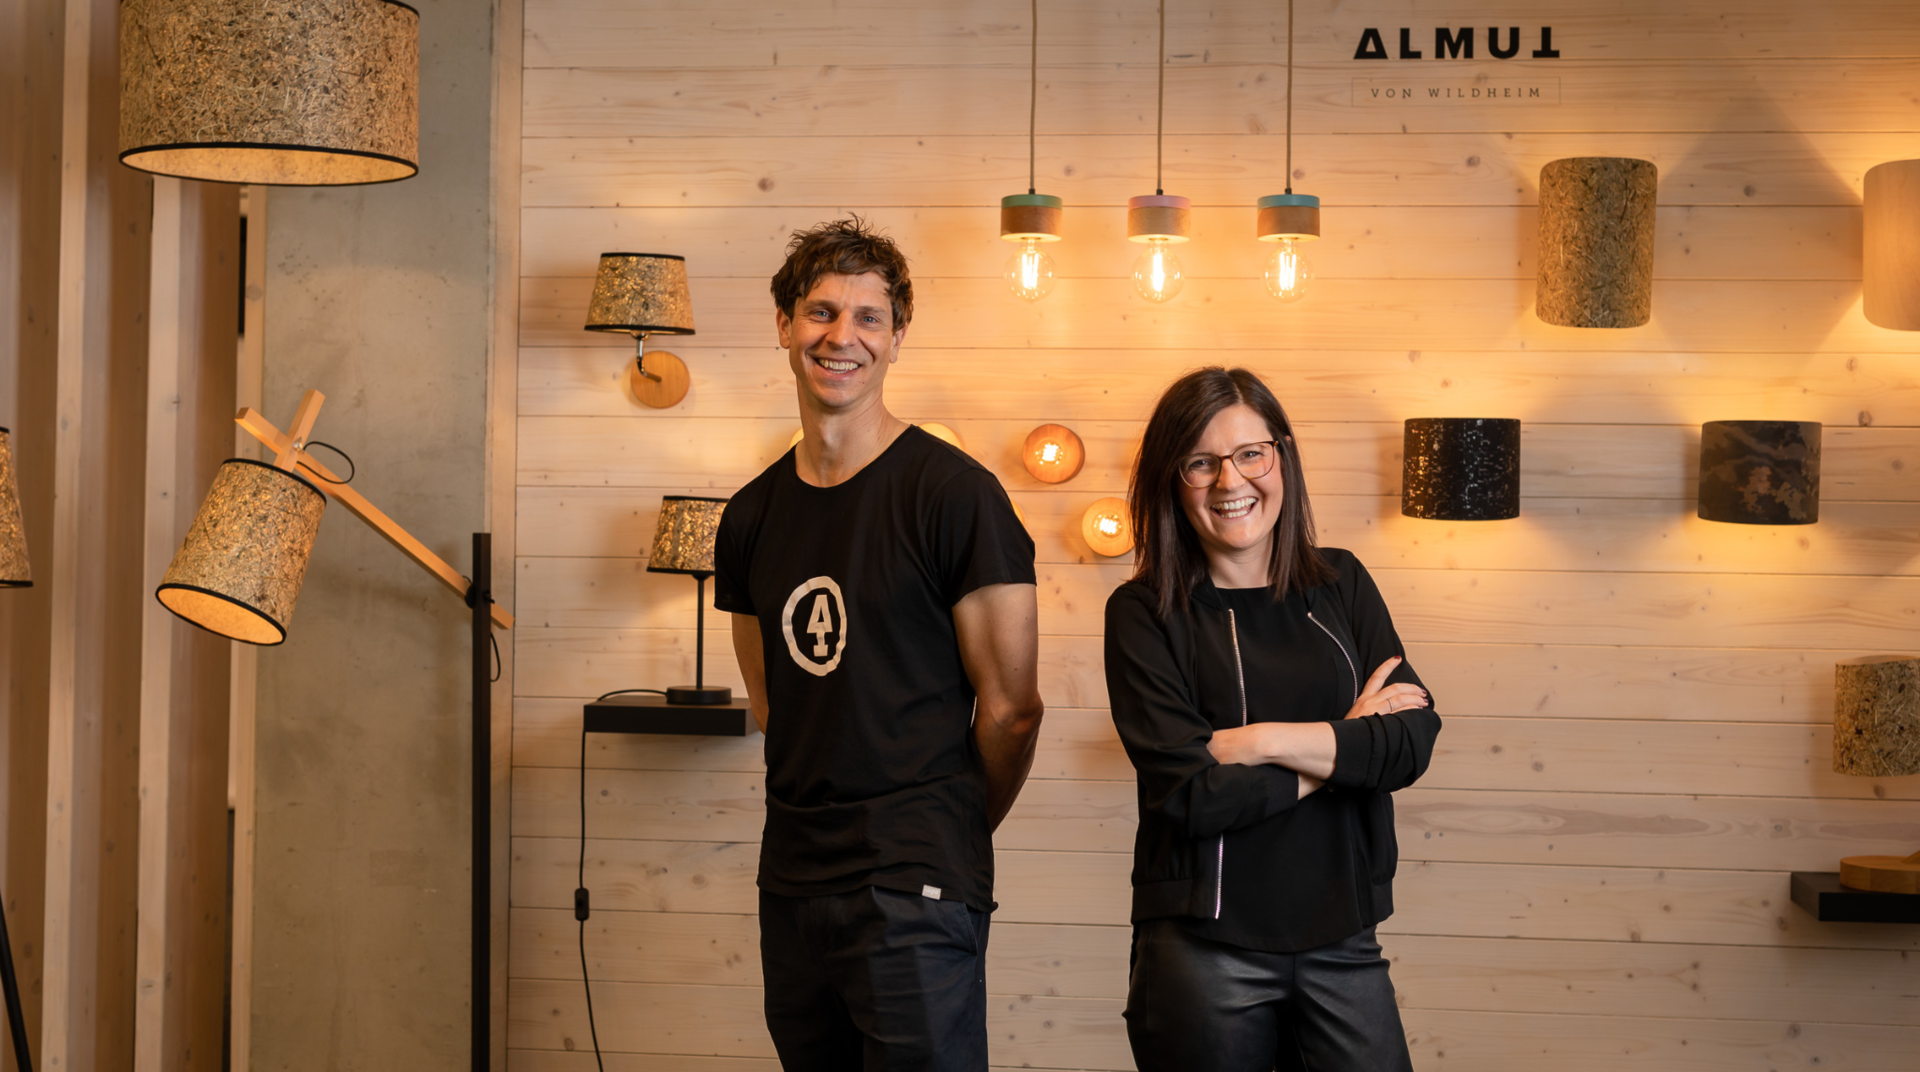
[1104,367,1439,1072]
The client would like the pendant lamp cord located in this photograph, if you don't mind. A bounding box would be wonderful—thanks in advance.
[1028,0,1038,194]
[1155,0,1166,194]
[1284,0,1294,194]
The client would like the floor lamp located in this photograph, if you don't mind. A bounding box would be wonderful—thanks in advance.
[153,391,510,1071]
[0,428,34,1070]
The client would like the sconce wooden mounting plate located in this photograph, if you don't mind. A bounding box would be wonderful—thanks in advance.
[631,351,690,408]
[1023,424,1085,483]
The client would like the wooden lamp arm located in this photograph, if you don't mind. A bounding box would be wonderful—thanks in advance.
[235,406,514,630]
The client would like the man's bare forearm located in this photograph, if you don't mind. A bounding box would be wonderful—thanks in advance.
[976,697,1045,830]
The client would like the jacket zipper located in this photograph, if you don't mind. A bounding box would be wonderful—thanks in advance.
[1218,609,1248,919]
[1307,611,1360,702]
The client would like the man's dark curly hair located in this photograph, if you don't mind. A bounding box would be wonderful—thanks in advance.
[770,216,914,329]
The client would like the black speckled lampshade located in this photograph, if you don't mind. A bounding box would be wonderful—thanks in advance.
[1697,420,1820,525]
[1402,418,1522,521]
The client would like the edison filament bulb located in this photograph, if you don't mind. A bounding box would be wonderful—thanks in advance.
[1131,239,1185,302]
[1004,238,1057,301]
[1264,238,1315,303]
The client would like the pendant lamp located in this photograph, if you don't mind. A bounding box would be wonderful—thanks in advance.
[1129,2,1189,303]
[1863,160,1920,330]
[1001,0,1063,301]
[119,0,420,186]
[1255,0,1318,302]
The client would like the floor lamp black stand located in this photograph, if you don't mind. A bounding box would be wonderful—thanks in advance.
[468,532,492,1072]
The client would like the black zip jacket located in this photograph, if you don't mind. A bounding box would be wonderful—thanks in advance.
[1104,548,1440,947]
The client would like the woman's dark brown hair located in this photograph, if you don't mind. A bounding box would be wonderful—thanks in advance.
[1129,366,1333,615]
[770,215,914,329]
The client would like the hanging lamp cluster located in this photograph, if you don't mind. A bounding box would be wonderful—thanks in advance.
[1000,0,1321,304]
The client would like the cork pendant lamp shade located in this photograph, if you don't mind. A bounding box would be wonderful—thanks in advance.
[1535,157,1658,328]
[119,0,420,186]
[156,459,328,645]
[0,429,31,586]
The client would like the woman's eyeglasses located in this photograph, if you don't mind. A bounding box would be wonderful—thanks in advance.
[1177,441,1281,488]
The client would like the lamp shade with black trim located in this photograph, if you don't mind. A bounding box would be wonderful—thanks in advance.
[156,459,327,645]
[0,428,30,586]
[584,254,697,336]
[1401,418,1521,521]
[1696,420,1820,525]
[119,0,420,186]
[646,496,727,575]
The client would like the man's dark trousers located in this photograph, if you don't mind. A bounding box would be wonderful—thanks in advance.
[760,885,990,1071]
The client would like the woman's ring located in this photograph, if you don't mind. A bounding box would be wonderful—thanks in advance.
[1387,697,1397,711]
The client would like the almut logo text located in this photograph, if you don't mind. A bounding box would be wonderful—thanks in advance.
[1353,27,1561,60]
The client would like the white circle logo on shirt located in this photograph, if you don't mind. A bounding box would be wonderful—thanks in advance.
[780,576,848,677]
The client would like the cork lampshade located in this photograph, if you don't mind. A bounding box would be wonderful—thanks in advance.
[1127,194,1191,243]
[1082,497,1135,558]
[1535,157,1658,328]
[585,252,697,408]
[1697,421,1820,525]
[1863,160,1920,330]
[646,496,731,705]
[1023,424,1085,484]
[1401,419,1521,521]
[119,0,420,186]
[0,428,31,587]
[155,459,327,645]
[1831,654,1920,893]
[1002,194,1064,242]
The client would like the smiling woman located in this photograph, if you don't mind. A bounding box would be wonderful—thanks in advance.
[1105,367,1441,1072]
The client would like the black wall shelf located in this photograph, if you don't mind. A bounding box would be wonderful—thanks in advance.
[1790,872,1920,924]
[584,693,756,736]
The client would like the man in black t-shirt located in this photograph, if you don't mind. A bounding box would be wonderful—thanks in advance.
[713,218,1044,1071]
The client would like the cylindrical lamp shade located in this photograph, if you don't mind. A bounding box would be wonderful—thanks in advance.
[0,428,31,586]
[1863,160,1920,330]
[1697,420,1820,525]
[119,0,420,185]
[156,460,327,645]
[1832,655,1920,776]
[1127,195,1192,243]
[1535,157,1658,328]
[584,254,696,335]
[1256,193,1321,241]
[646,496,727,575]
[1001,194,1064,241]
[1401,419,1521,521]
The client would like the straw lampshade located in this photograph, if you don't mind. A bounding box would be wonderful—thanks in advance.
[584,253,697,408]
[1863,160,1920,330]
[1696,420,1820,525]
[1535,157,1658,328]
[1082,497,1135,558]
[156,459,327,645]
[647,496,731,705]
[1401,419,1521,521]
[119,0,420,186]
[0,428,31,587]
[1833,655,1920,778]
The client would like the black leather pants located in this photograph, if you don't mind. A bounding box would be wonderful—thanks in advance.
[1124,919,1414,1072]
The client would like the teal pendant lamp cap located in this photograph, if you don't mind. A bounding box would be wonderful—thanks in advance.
[1001,193,1064,209]
[1258,193,1320,209]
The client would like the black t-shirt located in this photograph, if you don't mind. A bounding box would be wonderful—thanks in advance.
[712,426,1035,911]
[1183,584,1370,953]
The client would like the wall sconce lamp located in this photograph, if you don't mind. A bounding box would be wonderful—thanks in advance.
[647,497,731,705]
[1401,419,1521,521]
[1082,497,1135,557]
[1023,424,1085,483]
[1535,157,1657,328]
[584,253,697,409]
[119,0,420,185]
[1831,655,1920,894]
[1864,160,1920,330]
[0,429,31,587]
[1696,420,1820,525]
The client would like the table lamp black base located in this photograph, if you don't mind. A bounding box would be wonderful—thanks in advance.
[667,684,733,705]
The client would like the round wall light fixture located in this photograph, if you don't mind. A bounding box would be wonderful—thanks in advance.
[1401,418,1521,521]
[1697,420,1820,525]
[1022,424,1085,484]
[1082,496,1135,557]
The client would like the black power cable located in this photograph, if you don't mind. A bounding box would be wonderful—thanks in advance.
[578,688,667,1070]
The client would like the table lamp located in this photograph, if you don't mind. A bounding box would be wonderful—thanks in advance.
[648,496,731,705]
[584,253,696,408]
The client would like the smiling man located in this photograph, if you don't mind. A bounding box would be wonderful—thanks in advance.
[712,218,1044,1071]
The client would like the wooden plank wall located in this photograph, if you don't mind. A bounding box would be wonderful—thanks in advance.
[507,1,1920,1068]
